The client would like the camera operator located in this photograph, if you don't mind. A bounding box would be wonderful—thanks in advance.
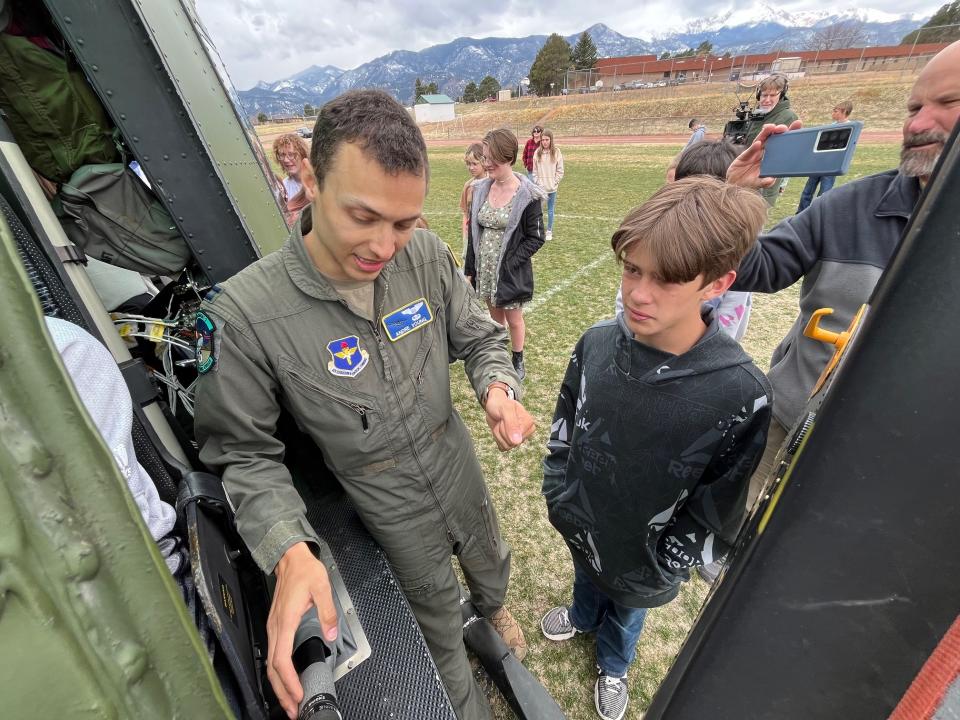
[725,40,960,509]
[745,73,799,206]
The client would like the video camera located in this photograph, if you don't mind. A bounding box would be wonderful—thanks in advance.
[722,100,763,146]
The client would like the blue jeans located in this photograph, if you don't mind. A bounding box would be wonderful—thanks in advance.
[797,174,836,212]
[568,565,648,677]
[545,191,557,230]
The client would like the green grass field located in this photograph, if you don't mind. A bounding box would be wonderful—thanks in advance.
[420,140,902,719]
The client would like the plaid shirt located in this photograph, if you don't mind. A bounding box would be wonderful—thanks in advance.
[522,138,539,172]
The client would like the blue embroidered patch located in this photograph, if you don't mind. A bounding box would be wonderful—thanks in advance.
[326,335,369,377]
[381,298,434,342]
[196,311,216,374]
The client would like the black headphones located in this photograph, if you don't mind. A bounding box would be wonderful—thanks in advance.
[757,73,789,102]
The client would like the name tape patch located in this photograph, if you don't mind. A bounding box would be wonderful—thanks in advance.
[382,298,434,342]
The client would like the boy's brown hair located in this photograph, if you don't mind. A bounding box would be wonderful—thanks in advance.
[834,100,853,117]
[483,127,518,165]
[611,176,767,285]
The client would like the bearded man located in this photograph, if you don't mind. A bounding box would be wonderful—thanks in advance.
[725,40,960,503]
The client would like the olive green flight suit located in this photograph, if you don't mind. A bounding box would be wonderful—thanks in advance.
[194,225,521,720]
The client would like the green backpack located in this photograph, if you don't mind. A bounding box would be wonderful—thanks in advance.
[56,163,191,276]
[0,32,118,183]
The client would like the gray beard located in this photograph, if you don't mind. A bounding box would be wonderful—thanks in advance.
[899,144,942,178]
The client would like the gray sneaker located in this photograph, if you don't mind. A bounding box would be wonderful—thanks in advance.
[540,606,578,641]
[595,670,628,720]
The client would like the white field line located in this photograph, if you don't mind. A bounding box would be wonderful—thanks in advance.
[423,208,622,223]
[526,253,611,314]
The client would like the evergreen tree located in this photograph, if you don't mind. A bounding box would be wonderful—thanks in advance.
[463,81,478,103]
[571,31,599,70]
[902,1,960,44]
[660,50,671,59]
[529,34,573,96]
[303,103,315,117]
[256,111,268,124]
[695,41,714,55]
[477,75,501,100]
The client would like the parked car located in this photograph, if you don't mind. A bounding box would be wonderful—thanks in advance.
[296,125,312,138]
[613,83,625,92]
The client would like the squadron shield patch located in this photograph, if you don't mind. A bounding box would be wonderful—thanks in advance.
[382,298,434,342]
[196,311,217,374]
[326,335,369,378]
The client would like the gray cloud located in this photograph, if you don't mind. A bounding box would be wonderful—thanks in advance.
[195,0,942,89]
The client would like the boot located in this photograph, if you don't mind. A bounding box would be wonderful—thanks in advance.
[489,606,528,661]
[512,351,525,381]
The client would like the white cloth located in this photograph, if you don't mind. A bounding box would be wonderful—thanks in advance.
[44,316,179,573]
[282,175,302,200]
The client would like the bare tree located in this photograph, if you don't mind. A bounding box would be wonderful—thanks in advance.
[807,20,869,51]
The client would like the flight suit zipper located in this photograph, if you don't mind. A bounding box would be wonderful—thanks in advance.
[370,279,455,543]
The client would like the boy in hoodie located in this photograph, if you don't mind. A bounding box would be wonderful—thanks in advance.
[540,176,772,720]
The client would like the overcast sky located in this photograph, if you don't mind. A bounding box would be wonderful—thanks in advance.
[194,0,942,90]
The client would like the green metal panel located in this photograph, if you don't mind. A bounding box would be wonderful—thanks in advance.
[133,0,287,254]
[0,215,234,719]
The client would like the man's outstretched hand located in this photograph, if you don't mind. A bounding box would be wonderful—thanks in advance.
[267,542,339,719]
[484,386,536,451]
[726,120,804,188]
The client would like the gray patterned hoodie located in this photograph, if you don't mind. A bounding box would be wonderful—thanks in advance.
[542,311,772,608]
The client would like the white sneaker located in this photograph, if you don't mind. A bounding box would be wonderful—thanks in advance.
[545,230,553,241]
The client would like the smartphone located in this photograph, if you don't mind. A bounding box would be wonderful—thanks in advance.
[759,121,864,178]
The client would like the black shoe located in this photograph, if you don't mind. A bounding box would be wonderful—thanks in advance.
[512,352,526,381]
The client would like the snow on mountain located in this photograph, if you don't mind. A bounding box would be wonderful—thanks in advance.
[236,9,930,117]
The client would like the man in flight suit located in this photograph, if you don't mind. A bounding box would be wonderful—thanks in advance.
[194,89,536,720]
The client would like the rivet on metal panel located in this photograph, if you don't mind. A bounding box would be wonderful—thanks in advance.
[181,153,187,159]
[120,114,126,120]
[132,136,139,142]
[105,89,113,96]
[206,265,213,270]
[178,217,184,222]
[347,661,354,669]
[63,16,71,23]
[163,154,170,160]
[76,38,84,45]
[91,65,99,72]
[143,155,150,161]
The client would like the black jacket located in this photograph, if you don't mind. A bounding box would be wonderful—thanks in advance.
[464,174,545,306]
[542,312,772,608]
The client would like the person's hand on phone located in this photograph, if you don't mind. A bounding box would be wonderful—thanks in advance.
[727,120,803,189]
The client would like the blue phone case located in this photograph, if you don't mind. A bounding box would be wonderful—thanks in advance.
[759,121,864,178]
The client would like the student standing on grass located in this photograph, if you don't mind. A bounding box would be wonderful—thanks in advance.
[532,128,564,241]
[522,125,542,177]
[541,177,772,720]
[465,128,546,382]
[460,142,487,251]
[686,118,706,147]
[795,100,853,213]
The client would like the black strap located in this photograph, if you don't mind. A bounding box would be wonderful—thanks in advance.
[55,244,87,265]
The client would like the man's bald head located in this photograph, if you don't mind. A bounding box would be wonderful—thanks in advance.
[900,40,960,180]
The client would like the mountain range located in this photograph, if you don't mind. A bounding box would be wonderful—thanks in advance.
[236,4,929,117]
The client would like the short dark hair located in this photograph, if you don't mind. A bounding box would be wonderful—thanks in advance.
[688,118,699,129]
[611,177,767,285]
[675,140,739,181]
[483,128,518,165]
[309,89,428,190]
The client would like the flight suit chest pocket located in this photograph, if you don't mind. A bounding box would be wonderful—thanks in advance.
[278,356,395,475]
[409,304,453,434]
